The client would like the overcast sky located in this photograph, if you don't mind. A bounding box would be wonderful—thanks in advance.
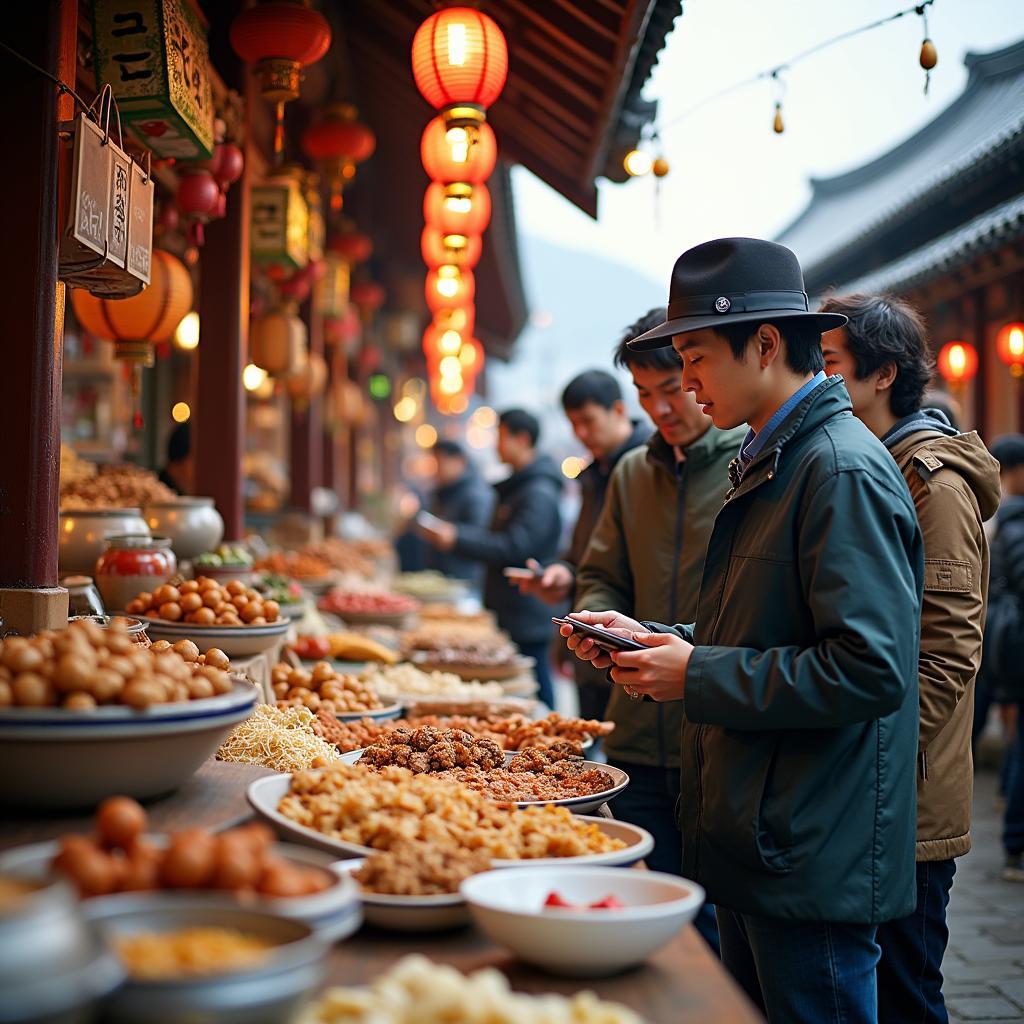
[511,0,1023,291]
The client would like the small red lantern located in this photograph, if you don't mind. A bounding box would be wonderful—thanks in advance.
[422,322,466,362]
[421,226,481,270]
[411,7,508,124]
[434,305,475,338]
[936,341,978,386]
[302,104,376,211]
[997,321,1024,378]
[325,307,361,351]
[230,1,331,103]
[176,169,220,246]
[424,182,491,237]
[458,336,484,377]
[351,280,386,316]
[214,143,245,187]
[421,116,496,184]
[327,228,373,266]
[425,266,475,313]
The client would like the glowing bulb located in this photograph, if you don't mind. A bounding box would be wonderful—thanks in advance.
[459,343,478,368]
[1010,327,1024,358]
[174,311,200,350]
[415,424,438,448]
[439,355,462,378]
[447,22,467,66]
[561,456,584,479]
[439,329,463,355]
[243,363,268,392]
[449,394,469,414]
[439,374,462,395]
[435,265,461,298]
[446,126,470,163]
[623,149,652,177]
[471,405,497,428]
[394,396,417,422]
[171,401,191,423]
[949,344,966,375]
[444,195,472,214]
[444,232,467,251]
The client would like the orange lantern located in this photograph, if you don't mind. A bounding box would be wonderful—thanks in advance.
[287,351,328,403]
[422,322,467,362]
[426,266,475,313]
[302,104,376,211]
[71,250,193,368]
[424,181,491,236]
[230,1,331,103]
[997,321,1024,378]
[421,116,496,184]
[421,225,481,270]
[251,303,307,375]
[411,7,508,126]
[936,341,978,386]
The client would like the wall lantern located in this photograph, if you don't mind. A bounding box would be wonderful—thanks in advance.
[302,103,376,211]
[996,321,1024,378]
[420,115,496,184]
[425,266,475,313]
[421,225,481,270]
[936,340,978,387]
[424,181,491,237]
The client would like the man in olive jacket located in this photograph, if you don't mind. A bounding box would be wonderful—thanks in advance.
[564,239,923,1024]
[821,293,1000,1024]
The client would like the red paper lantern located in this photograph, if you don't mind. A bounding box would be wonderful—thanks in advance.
[214,143,244,186]
[458,336,484,376]
[421,226,481,270]
[422,322,467,361]
[324,307,361,350]
[434,306,476,338]
[351,280,386,314]
[421,116,496,184]
[176,169,219,219]
[327,229,373,265]
[302,104,376,210]
[425,266,475,312]
[997,321,1024,377]
[230,1,331,103]
[936,341,978,385]
[424,182,491,237]
[411,8,508,118]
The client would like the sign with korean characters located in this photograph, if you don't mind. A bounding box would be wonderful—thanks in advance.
[92,0,214,161]
[251,179,310,270]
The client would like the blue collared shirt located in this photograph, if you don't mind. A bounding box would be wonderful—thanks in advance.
[739,370,828,471]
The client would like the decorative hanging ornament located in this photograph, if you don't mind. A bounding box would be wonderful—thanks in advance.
[302,103,376,211]
[230,1,332,158]
[411,7,508,129]
[250,302,307,375]
[327,226,373,266]
[421,225,482,270]
[424,181,491,237]
[918,4,937,94]
[652,157,670,178]
[770,69,786,135]
[936,340,978,388]
[772,103,784,134]
[425,265,475,312]
[176,168,220,246]
[421,116,497,184]
[997,321,1024,378]
[213,142,245,188]
[351,280,386,318]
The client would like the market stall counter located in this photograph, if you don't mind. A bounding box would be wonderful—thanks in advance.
[0,759,761,1023]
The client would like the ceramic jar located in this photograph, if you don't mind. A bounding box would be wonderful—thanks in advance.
[58,508,150,575]
[94,534,177,613]
[144,497,224,561]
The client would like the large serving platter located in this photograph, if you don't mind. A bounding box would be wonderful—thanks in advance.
[139,616,289,658]
[246,773,653,868]
[408,653,536,682]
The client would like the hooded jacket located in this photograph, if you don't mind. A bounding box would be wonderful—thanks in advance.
[574,425,745,764]
[883,409,1001,861]
[428,467,494,585]
[659,378,924,923]
[451,455,563,646]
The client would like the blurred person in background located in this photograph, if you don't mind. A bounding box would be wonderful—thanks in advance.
[820,292,1000,1024]
[417,409,563,707]
[159,422,192,495]
[511,369,648,721]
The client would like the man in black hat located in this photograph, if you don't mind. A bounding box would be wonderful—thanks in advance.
[561,237,924,1023]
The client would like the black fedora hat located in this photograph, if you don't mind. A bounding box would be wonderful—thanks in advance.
[629,237,847,350]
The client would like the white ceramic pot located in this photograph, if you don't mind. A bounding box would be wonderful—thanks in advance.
[144,497,224,561]
[58,509,149,576]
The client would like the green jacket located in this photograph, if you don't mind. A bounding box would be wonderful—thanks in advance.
[574,425,744,766]
[667,378,924,924]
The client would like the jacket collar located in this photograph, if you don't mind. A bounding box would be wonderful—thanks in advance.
[646,423,739,476]
[726,375,852,503]
[581,421,649,482]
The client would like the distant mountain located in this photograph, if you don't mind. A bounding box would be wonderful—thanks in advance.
[487,234,666,442]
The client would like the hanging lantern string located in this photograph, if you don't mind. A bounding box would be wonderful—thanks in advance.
[0,39,90,112]
[650,0,937,138]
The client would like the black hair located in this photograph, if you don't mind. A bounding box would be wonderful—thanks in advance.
[714,319,826,376]
[991,434,1024,471]
[561,370,622,412]
[613,309,681,373]
[819,293,932,416]
[499,408,540,447]
[432,439,466,459]
[922,389,961,431]
[166,422,190,463]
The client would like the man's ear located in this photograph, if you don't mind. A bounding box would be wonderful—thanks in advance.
[756,323,783,368]
[875,361,898,394]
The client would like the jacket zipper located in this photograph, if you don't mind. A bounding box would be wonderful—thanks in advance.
[919,749,928,780]
[662,469,687,767]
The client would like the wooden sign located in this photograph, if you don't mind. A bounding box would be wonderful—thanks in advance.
[70,113,110,259]
[251,179,310,270]
[92,0,214,161]
[126,159,154,284]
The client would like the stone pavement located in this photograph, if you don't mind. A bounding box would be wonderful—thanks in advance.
[946,769,1024,1022]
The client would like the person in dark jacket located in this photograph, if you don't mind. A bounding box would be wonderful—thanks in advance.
[418,409,563,707]
[512,369,648,721]
[158,422,192,495]
[987,436,1024,881]
[563,238,924,1024]
[820,293,1001,1024]
[426,440,493,587]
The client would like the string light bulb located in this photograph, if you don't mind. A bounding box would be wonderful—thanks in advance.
[772,102,784,134]
[652,157,670,178]
[623,149,653,177]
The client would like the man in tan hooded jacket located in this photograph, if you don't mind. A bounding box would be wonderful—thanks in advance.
[821,294,1001,1024]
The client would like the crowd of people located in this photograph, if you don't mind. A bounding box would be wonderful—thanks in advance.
[414,235,1024,1024]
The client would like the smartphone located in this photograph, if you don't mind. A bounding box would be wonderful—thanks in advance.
[551,616,649,653]
[415,510,447,531]
[503,566,542,581]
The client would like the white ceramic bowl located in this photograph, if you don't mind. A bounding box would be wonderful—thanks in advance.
[144,498,224,561]
[0,681,257,808]
[333,703,403,724]
[461,866,705,976]
[140,617,289,658]
[337,860,470,932]
[0,840,361,944]
[246,774,654,868]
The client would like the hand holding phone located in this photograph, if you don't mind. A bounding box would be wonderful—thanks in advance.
[503,566,542,581]
[552,615,649,653]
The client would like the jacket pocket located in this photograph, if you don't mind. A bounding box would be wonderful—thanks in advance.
[701,732,792,875]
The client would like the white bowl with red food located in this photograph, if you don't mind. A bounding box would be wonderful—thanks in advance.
[316,590,420,626]
[460,865,705,976]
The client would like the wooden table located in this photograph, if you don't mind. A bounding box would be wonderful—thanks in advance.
[0,760,762,1024]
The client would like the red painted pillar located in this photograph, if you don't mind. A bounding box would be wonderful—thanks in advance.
[0,1,75,631]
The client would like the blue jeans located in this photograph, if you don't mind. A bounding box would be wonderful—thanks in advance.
[717,909,880,1024]
[518,642,555,709]
[608,759,720,954]
[876,859,956,1024]
[1004,705,1024,855]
